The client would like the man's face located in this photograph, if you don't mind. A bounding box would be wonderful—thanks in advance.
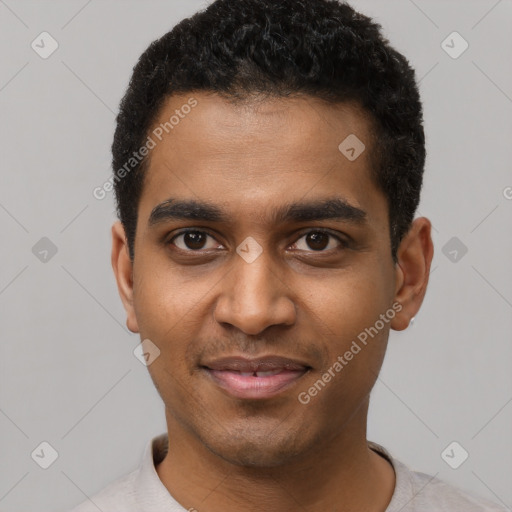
[124,93,401,467]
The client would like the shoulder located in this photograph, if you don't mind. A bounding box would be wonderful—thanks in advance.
[66,433,169,512]
[394,458,507,512]
[67,468,138,512]
[368,441,506,512]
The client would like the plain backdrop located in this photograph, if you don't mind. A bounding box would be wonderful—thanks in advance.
[0,1,511,511]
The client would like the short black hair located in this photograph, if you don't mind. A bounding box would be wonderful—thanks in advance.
[112,0,425,261]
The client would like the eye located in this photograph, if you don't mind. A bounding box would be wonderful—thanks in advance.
[290,230,346,252]
[169,230,221,251]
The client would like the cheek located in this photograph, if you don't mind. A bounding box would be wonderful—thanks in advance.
[132,258,213,337]
[309,271,390,342]
[305,270,392,399]
[132,270,204,401]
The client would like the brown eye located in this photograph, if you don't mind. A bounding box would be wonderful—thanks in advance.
[183,232,206,250]
[305,232,330,251]
[291,230,345,252]
[170,230,219,251]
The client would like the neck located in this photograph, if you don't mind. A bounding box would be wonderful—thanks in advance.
[156,403,395,512]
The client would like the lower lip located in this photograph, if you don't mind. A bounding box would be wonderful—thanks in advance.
[204,368,308,399]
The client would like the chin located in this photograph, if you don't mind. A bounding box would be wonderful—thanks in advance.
[201,426,309,468]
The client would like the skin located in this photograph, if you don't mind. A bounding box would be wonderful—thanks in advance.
[112,92,433,511]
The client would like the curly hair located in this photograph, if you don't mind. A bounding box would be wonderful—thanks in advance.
[112,0,425,261]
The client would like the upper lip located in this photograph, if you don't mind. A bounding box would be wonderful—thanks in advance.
[202,355,310,372]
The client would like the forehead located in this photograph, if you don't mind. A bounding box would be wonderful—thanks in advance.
[138,92,385,227]
[149,92,375,163]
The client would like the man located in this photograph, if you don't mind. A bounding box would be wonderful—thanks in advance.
[71,0,505,510]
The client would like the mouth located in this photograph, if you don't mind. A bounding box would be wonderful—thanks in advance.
[201,356,311,400]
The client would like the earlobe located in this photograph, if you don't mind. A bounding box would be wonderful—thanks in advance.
[111,221,140,333]
[390,217,434,331]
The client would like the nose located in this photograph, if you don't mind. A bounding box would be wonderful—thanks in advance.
[213,247,296,336]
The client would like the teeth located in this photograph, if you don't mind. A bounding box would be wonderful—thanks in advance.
[234,370,284,377]
[255,370,281,377]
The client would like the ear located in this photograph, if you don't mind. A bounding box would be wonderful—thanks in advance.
[391,217,434,331]
[111,221,139,333]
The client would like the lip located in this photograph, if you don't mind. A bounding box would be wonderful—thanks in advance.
[201,355,311,400]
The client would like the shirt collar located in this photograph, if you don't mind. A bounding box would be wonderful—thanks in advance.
[368,440,415,512]
[134,434,412,512]
[133,433,184,511]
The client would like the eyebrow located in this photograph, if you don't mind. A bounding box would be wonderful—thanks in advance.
[148,197,367,227]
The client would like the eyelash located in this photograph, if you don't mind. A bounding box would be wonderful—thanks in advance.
[167,228,349,253]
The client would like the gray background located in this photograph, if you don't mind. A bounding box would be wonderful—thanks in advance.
[0,0,511,510]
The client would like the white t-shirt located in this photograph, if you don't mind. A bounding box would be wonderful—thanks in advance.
[69,433,506,511]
